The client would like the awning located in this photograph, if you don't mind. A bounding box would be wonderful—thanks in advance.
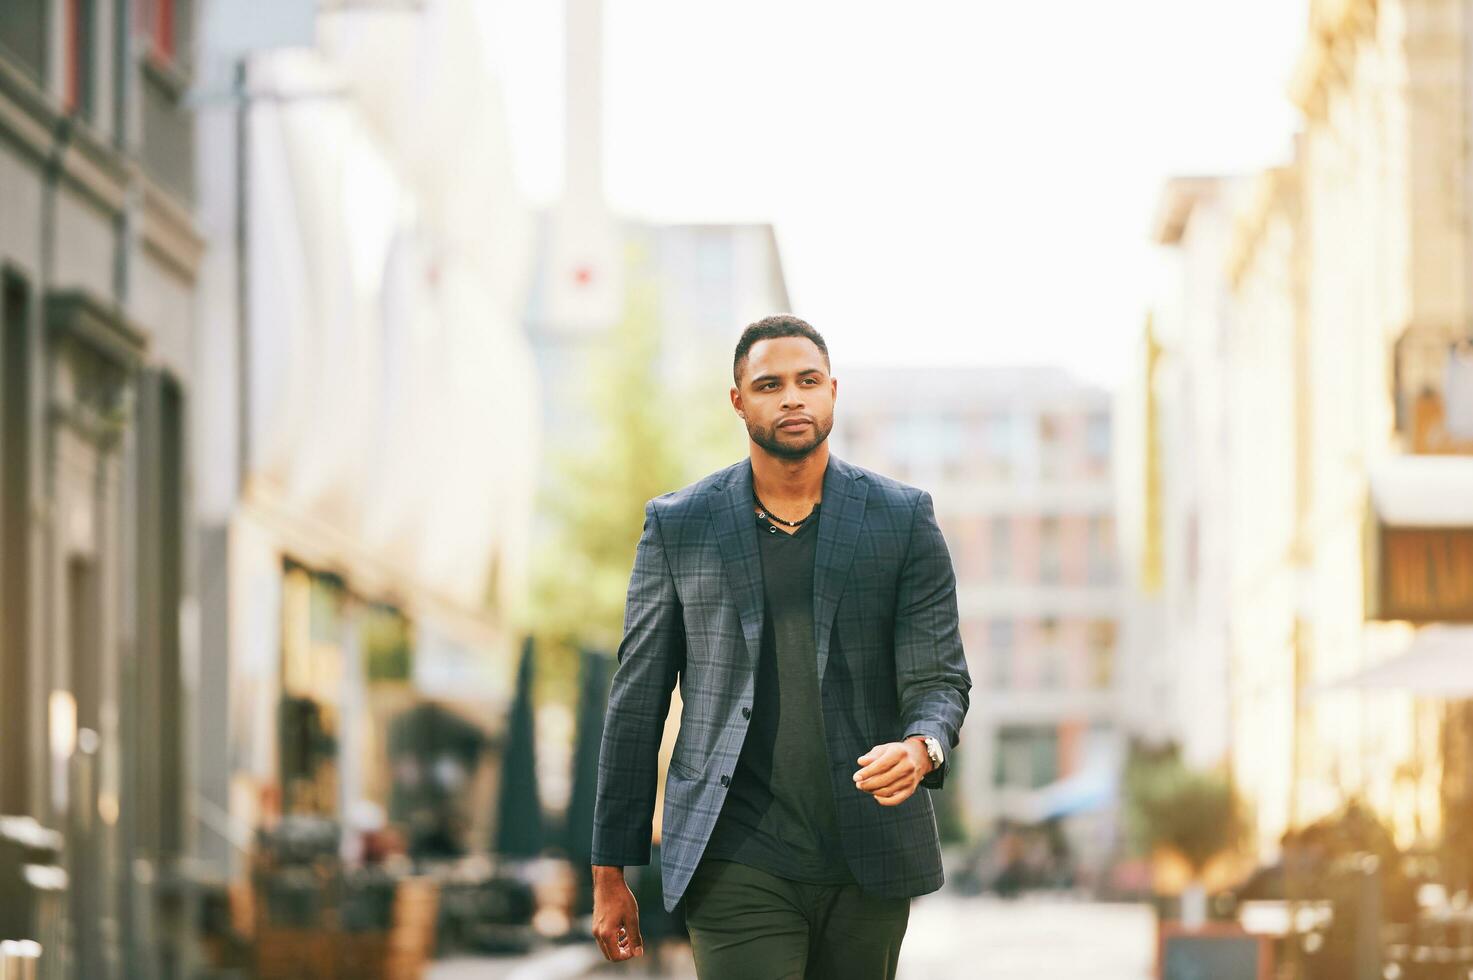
[1313,626,1473,698]
[1368,456,1473,527]
[998,760,1119,824]
[1031,764,1117,820]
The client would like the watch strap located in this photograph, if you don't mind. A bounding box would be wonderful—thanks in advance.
[906,732,944,772]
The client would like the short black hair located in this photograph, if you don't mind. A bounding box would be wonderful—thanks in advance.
[733,314,830,385]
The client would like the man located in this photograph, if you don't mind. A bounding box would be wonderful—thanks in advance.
[591,315,971,979]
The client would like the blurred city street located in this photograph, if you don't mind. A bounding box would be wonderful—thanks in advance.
[5,0,1473,977]
[426,894,1157,980]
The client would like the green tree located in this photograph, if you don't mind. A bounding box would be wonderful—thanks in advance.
[1122,740,1246,877]
[527,272,743,655]
[518,251,744,864]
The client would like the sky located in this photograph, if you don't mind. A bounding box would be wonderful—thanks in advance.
[480,1,1307,388]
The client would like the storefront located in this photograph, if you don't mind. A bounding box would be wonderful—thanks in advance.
[1318,457,1473,871]
[221,529,514,865]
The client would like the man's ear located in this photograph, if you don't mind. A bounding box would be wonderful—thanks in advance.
[730,387,745,418]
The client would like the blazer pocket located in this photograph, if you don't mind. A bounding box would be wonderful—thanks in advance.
[668,756,702,780]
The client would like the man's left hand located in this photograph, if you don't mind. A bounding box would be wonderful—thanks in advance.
[853,738,933,806]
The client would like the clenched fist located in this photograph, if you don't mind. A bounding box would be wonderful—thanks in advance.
[852,737,934,806]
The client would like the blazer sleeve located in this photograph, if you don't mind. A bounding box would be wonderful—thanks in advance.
[893,490,972,790]
[590,500,686,867]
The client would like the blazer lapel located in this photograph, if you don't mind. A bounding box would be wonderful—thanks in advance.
[709,460,765,668]
[813,455,868,685]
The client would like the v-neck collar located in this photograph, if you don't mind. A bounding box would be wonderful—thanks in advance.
[755,504,821,539]
[710,456,869,683]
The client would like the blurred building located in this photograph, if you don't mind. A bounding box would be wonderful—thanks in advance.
[835,367,1124,875]
[1226,0,1470,857]
[1147,0,1473,870]
[632,221,791,375]
[526,218,790,450]
[0,1,204,976]
[1125,171,1310,867]
[520,0,790,853]
[190,0,538,903]
[1116,178,1247,776]
[1217,159,1314,862]
[523,0,789,456]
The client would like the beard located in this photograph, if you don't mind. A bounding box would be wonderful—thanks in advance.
[746,412,834,460]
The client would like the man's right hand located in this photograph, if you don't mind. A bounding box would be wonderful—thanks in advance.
[591,865,643,961]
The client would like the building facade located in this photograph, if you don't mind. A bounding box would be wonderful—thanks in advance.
[0,1,204,976]
[186,0,540,937]
[1222,161,1309,860]
[836,367,1124,874]
[1128,177,1247,773]
[1129,167,1322,863]
[522,0,790,462]
[1146,0,1473,870]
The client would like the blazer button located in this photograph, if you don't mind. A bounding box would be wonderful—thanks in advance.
[741,706,751,719]
[720,775,730,787]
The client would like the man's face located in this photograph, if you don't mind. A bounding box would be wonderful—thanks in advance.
[731,336,837,460]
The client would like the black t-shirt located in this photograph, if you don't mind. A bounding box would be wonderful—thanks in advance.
[701,507,854,884]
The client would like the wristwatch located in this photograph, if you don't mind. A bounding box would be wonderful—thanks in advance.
[909,734,944,773]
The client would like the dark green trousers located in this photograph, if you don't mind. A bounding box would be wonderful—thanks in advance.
[683,859,910,980]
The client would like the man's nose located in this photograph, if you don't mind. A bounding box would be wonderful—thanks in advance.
[781,385,805,408]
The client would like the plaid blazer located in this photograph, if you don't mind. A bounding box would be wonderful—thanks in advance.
[591,454,971,911]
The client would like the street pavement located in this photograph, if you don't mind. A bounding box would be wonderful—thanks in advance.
[429,944,606,980]
[428,893,1157,979]
[896,893,1155,979]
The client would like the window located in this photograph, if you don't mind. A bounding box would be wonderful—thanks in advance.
[64,0,97,119]
[893,412,964,475]
[988,620,1014,689]
[1039,516,1061,585]
[1036,645,1060,692]
[1038,413,1063,478]
[994,725,1059,789]
[985,413,1011,455]
[138,371,187,854]
[956,514,987,580]
[139,0,177,64]
[1037,617,1061,688]
[941,451,967,482]
[0,0,47,81]
[1087,515,1115,584]
[69,556,101,733]
[1081,411,1110,477]
[1089,620,1117,689]
[977,412,1012,478]
[695,234,729,289]
[280,563,348,816]
[2,273,32,815]
[990,515,1012,582]
[1087,411,1110,459]
[1039,647,1063,689]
